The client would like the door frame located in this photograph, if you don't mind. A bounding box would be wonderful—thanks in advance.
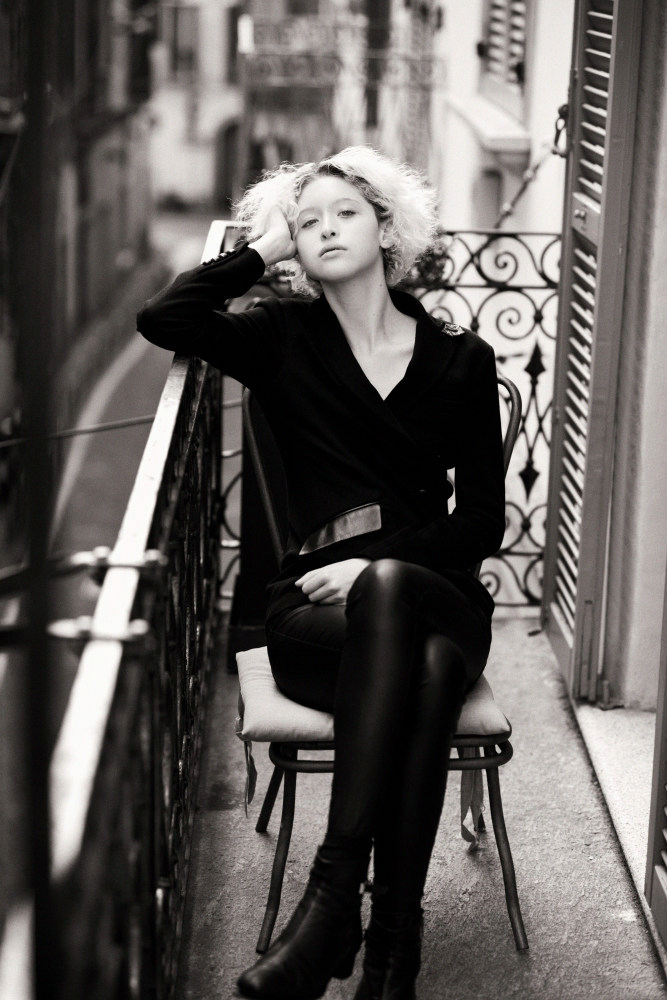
[543,0,644,700]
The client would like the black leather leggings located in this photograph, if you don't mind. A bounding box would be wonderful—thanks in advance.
[266,558,492,910]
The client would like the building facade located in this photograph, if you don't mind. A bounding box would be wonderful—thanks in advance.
[535,0,667,952]
[431,0,574,231]
[148,0,245,208]
[3,0,158,445]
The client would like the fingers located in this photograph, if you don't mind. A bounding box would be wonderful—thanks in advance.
[307,585,338,603]
[295,570,325,595]
[296,569,341,604]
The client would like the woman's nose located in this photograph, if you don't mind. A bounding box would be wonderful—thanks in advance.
[320,215,337,238]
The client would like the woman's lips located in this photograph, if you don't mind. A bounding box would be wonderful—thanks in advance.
[319,246,345,257]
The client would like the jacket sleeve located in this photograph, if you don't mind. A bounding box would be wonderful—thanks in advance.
[359,345,506,572]
[136,243,286,391]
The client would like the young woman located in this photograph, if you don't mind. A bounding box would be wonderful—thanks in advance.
[137,146,505,1000]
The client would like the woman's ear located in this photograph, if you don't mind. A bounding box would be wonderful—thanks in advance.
[378,220,393,249]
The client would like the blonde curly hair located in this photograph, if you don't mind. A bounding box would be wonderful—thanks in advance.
[233,146,439,296]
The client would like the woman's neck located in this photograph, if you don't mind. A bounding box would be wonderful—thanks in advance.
[322,268,404,352]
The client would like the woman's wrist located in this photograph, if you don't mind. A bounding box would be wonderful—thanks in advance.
[248,233,289,268]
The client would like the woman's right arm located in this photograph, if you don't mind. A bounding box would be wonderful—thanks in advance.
[137,210,296,388]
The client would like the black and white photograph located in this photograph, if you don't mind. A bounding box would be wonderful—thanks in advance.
[1,2,666,998]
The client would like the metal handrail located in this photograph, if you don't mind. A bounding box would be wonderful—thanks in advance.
[46,350,223,998]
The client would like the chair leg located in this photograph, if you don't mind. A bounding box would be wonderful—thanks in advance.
[484,754,529,952]
[255,765,284,833]
[256,765,297,953]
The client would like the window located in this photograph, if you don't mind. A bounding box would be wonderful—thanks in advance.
[162,3,198,79]
[478,0,527,120]
[226,5,242,84]
[287,0,320,13]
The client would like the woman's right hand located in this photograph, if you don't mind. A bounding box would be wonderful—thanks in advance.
[249,206,296,267]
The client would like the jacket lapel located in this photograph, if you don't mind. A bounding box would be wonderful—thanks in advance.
[301,290,460,496]
[384,290,461,416]
[304,289,459,415]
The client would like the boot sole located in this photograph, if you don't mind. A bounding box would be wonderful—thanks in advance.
[235,947,356,1000]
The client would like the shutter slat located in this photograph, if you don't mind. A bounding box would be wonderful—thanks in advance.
[566,386,590,422]
[582,83,609,101]
[568,351,591,383]
[578,176,603,199]
[564,402,588,438]
[570,317,594,346]
[583,68,610,88]
[570,337,592,366]
[559,505,582,549]
[563,453,585,492]
[571,299,595,326]
[588,12,613,27]
[555,575,577,621]
[572,261,597,290]
[557,537,580,578]
[550,1,611,660]
[580,139,604,163]
[484,0,526,87]
[560,486,583,526]
[584,47,611,63]
[557,543,579,587]
[581,120,607,140]
[579,155,604,177]
[566,370,590,403]
[564,419,586,452]
[564,438,587,474]
[555,571,577,617]
[586,29,612,49]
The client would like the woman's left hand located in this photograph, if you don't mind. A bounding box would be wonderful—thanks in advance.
[295,559,371,604]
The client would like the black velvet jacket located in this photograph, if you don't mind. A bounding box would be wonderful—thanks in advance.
[137,243,505,618]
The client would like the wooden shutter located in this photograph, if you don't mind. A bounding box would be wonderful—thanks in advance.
[480,0,527,118]
[543,0,642,699]
[646,579,667,947]
[484,0,527,86]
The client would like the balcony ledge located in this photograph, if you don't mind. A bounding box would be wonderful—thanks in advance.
[445,92,530,170]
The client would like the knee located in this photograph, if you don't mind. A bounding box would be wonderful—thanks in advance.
[346,558,409,612]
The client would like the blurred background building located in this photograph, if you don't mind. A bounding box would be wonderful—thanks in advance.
[0,0,165,564]
[2,1,667,997]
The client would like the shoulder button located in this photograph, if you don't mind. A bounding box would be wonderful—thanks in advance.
[202,250,230,266]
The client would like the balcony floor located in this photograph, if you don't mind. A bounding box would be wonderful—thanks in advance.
[177,618,667,1000]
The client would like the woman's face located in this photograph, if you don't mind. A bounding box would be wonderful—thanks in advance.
[294,175,390,286]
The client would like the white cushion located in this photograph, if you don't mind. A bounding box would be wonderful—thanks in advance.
[236,646,334,742]
[236,646,510,742]
[458,673,511,737]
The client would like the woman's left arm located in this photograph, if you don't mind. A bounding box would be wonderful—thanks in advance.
[359,346,506,572]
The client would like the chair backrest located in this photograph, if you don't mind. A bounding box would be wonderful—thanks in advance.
[242,374,522,570]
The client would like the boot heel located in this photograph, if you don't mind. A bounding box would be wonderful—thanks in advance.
[332,945,357,980]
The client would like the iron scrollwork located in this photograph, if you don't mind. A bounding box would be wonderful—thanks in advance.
[51,358,223,998]
[220,231,560,610]
[405,230,559,607]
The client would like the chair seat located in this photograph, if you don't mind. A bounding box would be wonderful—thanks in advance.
[236,646,510,743]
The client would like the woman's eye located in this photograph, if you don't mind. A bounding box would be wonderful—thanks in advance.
[301,219,317,229]
[340,209,355,217]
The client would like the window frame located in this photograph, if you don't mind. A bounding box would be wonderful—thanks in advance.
[478,0,531,122]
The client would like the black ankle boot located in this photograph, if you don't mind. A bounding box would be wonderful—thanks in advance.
[353,907,423,1000]
[236,846,368,1000]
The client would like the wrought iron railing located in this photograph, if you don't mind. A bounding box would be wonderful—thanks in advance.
[0,225,559,998]
[406,230,560,607]
[219,229,560,612]
[42,355,222,998]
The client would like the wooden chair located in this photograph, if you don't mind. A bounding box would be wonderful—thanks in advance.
[235,374,528,955]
